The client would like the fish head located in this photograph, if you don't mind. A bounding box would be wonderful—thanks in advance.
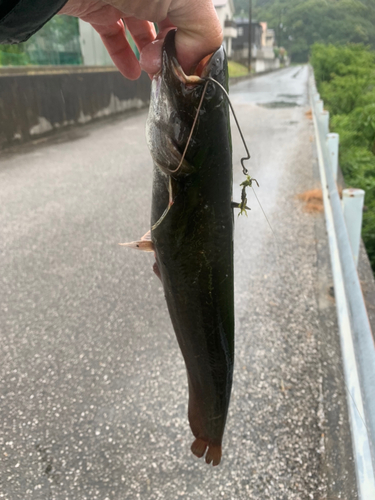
[146,29,229,177]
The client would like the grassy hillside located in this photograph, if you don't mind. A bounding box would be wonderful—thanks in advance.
[228,60,249,77]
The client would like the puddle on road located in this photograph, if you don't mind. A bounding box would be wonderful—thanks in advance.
[277,93,303,99]
[257,101,300,108]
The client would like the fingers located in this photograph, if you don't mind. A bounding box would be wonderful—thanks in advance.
[139,26,174,75]
[124,18,156,53]
[157,18,175,32]
[92,19,141,80]
[104,0,170,23]
[140,0,223,76]
[61,0,223,79]
[169,0,223,74]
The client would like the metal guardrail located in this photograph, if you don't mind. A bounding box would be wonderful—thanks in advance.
[309,67,375,499]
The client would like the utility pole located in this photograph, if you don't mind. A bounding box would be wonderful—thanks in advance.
[248,0,252,72]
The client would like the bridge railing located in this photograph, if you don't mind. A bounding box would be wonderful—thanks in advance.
[309,67,375,499]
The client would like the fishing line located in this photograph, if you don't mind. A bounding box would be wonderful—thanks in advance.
[205,77,278,244]
[205,77,250,177]
[171,76,250,177]
[172,75,277,244]
[169,79,209,174]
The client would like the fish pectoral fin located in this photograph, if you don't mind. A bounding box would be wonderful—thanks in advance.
[119,229,154,251]
[153,261,162,280]
[119,239,154,252]
[231,201,250,211]
[141,230,152,241]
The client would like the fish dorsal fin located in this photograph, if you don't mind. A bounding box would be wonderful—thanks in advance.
[119,231,154,252]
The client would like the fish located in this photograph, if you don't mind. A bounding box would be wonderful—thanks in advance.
[122,29,234,466]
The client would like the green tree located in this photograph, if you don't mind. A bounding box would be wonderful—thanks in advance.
[0,43,29,66]
[33,15,80,46]
[311,43,375,270]
[234,0,375,62]
[0,16,81,66]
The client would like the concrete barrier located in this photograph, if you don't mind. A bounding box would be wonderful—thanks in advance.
[0,66,151,149]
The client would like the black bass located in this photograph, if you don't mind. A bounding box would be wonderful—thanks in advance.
[123,30,234,466]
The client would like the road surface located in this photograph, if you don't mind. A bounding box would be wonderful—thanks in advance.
[0,66,356,499]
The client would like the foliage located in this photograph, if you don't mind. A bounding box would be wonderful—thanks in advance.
[0,16,82,66]
[233,0,375,62]
[274,46,287,62]
[310,43,375,83]
[228,60,249,77]
[34,15,80,45]
[0,43,29,65]
[311,43,375,270]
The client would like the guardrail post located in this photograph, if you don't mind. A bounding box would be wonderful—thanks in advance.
[321,110,329,137]
[316,100,323,113]
[326,133,339,181]
[342,188,365,266]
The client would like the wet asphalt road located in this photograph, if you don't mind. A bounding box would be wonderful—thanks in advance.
[0,66,356,499]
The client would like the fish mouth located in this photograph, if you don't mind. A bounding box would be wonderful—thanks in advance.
[162,29,225,86]
[147,29,227,179]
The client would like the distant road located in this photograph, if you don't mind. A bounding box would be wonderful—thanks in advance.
[0,66,356,499]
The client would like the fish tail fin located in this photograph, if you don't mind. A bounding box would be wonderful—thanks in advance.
[188,383,223,466]
[205,443,222,466]
[191,439,222,466]
[191,438,207,458]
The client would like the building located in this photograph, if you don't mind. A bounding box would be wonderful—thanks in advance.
[231,17,262,64]
[231,18,279,72]
[255,22,278,72]
[260,22,275,49]
[79,20,114,66]
[213,0,237,58]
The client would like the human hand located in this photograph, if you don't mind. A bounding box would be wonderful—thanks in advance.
[59,0,223,80]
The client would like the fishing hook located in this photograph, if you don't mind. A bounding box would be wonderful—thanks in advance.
[205,77,251,176]
[169,76,253,178]
[166,74,277,239]
[205,78,280,241]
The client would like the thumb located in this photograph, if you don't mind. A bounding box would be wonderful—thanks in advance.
[169,0,223,74]
[139,0,222,76]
